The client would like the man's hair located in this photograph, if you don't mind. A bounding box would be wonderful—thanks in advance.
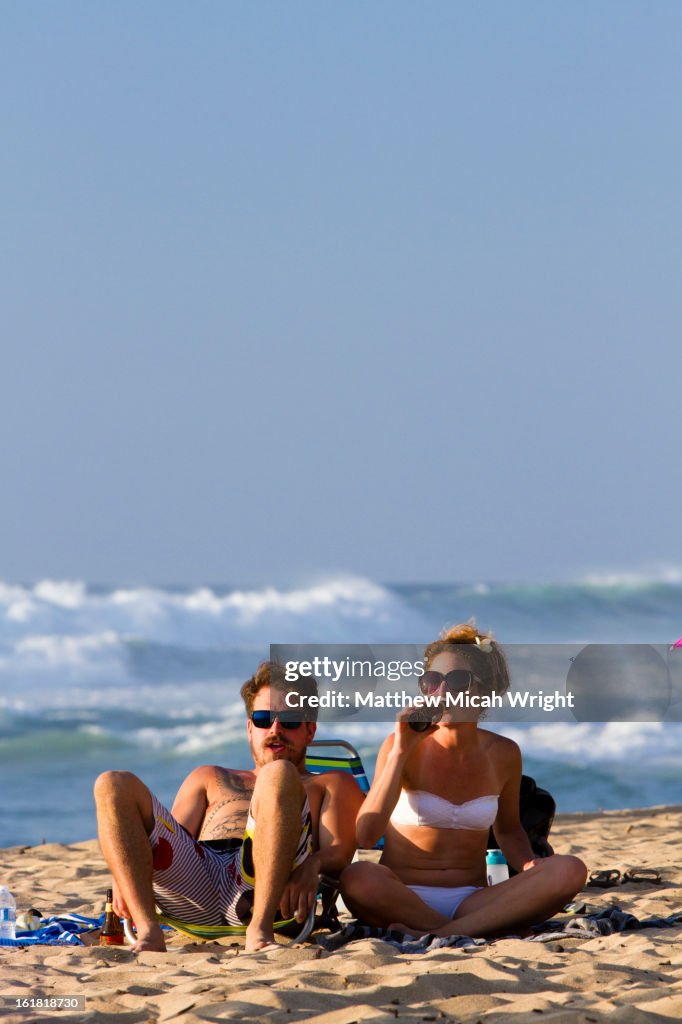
[240,661,319,719]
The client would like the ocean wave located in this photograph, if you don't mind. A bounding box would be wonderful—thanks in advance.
[131,716,248,754]
[0,724,129,759]
[3,695,682,773]
[578,565,682,588]
[498,721,682,766]
[1,573,680,651]
[0,575,427,646]
[402,579,682,644]
[0,573,680,705]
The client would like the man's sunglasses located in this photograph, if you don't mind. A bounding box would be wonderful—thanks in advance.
[250,710,306,730]
[418,669,477,695]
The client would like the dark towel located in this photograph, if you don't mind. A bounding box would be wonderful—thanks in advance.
[531,906,682,940]
[316,907,682,954]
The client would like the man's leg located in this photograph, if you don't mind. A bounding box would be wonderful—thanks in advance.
[94,770,166,953]
[244,760,306,952]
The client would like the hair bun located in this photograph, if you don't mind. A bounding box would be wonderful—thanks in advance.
[441,622,480,645]
[423,620,509,697]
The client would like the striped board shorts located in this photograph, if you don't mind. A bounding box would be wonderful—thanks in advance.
[149,792,313,926]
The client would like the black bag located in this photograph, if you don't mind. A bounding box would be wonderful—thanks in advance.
[488,774,555,866]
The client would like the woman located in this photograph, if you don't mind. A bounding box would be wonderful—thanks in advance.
[341,624,587,938]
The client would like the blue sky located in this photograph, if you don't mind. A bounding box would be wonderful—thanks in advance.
[2,2,681,584]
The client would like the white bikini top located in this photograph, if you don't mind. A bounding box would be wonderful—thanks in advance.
[390,789,498,830]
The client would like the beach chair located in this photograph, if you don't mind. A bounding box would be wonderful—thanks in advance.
[306,738,370,794]
[305,738,372,932]
[122,738,371,945]
[124,909,316,945]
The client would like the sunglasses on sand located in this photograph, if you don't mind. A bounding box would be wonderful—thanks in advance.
[418,669,478,695]
[250,710,306,730]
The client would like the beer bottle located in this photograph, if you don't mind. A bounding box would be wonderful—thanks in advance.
[100,888,125,946]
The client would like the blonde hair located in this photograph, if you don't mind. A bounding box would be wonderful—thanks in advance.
[423,622,510,695]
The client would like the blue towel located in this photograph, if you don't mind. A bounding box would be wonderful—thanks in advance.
[0,913,102,947]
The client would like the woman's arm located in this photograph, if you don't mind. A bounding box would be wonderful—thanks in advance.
[356,714,436,848]
[355,735,405,848]
[490,739,539,873]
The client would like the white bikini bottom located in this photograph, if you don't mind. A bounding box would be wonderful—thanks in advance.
[406,883,482,919]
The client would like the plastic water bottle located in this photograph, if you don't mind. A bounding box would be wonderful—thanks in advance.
[0,886,17,940]
[486,849,509,885]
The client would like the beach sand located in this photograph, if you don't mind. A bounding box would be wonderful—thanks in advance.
[1,806,681,1023]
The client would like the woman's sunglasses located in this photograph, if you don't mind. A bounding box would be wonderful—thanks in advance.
[418,669,477,695]
[250,710,305,730]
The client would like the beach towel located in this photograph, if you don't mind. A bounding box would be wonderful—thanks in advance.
[317,906,682,954]
[530,906,682,941]
[0,913,101,947]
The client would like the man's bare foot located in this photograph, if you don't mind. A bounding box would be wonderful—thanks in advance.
[244,924,276,952]
[130,922,167,953]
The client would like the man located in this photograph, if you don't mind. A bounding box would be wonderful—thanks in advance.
[94,662,364,952]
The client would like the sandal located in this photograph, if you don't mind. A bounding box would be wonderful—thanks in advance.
[586,869,621,888]
[622,868,662,884]
[563,900,587,915]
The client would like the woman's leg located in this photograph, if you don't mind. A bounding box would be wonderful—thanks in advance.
[341,862,452,932]
[391,855,587,938]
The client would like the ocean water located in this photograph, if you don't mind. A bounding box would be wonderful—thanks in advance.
[1,574,682,847]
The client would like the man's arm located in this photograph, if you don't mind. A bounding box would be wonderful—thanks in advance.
[314,772,365,877]
[169,765,214,838]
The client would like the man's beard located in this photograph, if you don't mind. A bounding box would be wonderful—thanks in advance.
[254,739,306,769]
